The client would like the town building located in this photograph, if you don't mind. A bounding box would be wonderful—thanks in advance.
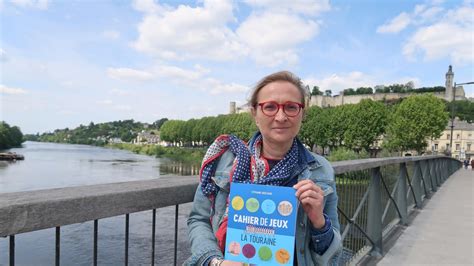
[133,131,168,146]
[427,119,474,160]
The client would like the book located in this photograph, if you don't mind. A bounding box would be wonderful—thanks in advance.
[224,183,298,265]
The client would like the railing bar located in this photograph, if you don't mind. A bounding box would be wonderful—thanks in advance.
[427,160,434,193]
[94,219,98,266]
[351,187,370,221]
[349,173,355,246]
[352,174,357,252]
[174,205,179,266]
[56,227,60,266]
[380,173,403,221]
[341,220,353,240]
[338,206,376,246]
[9,235,14,266]
[151,209,156,266]
[125,214,129,266]
[420,161,430,198]
[381,178,400,223]
[341,173,353,248]
[406,165,419,207]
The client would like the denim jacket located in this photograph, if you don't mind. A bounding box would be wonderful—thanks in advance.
[185,142,342,265]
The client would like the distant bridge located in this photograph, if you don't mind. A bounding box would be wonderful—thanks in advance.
[1,156,467,265]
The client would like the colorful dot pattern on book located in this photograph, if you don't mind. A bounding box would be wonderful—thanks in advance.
[225,183,297,265]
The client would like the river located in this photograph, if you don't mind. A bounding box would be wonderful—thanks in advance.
[0,141,199,265]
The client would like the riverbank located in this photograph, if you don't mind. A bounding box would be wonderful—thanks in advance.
[107,143,206,164]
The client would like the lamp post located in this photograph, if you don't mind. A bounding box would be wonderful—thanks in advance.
[449,81,474,157]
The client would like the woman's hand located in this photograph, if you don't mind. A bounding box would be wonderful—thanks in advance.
[293,179,326,229]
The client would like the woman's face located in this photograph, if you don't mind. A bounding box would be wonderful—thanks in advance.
[252,81,304,147]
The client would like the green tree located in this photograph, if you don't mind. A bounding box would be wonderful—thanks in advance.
[310,86,323,96]
[299,106,323,150]
[327,104,355,149]
[385,94,449,154]
[447,100,474,123]
[0,122,24,149]
[343,88,356,95]
[344,99,388,155]
[355,87,373,95]
[153,118,169,129]
[221,113,257,140]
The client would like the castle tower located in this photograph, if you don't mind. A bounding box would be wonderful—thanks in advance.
[445,65,454,101]
[229,101,236,114]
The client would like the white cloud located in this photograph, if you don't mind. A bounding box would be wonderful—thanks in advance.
[243,0,330,15]
[377,3,473,65]
[377,12,411,33]
[416,6,444,23]
[303,72,376,94]
[102,30,120,40]
[154,65,207,81]
[206,80,249,95]
[132,0,243,61]
[403,6,474,64]
[97,99,113,105]
[0,48,7,62]
[153,65,248,94]
[108,88,130,96]
[132,0,169,14]
[0,84,28,94]
[115,105,132,111]
[131,0,328,66]
[96,99,132,111]
[236,11,319,66]
[107,64,248,95]
[107,67,154,81]
[10,0,49,9]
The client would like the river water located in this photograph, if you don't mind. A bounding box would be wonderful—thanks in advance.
[0,141,199,265]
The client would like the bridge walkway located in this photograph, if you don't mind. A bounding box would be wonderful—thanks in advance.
[378,168,473,265]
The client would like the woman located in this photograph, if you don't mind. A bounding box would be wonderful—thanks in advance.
[186,71,342,265]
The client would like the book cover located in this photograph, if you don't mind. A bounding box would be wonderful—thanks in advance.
[224,183,298,265]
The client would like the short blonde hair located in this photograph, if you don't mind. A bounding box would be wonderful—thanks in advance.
[248,71,309,107]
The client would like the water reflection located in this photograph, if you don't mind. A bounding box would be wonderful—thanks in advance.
[159,160,200,176]
[0,142,197,264]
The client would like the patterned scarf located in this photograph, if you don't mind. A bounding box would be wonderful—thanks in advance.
[200,132,299,198]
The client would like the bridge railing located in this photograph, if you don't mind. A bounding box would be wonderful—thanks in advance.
[0,156,461,265]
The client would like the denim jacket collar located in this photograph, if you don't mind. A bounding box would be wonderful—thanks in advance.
[292,138,321,176]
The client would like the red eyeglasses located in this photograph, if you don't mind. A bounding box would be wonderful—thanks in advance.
[257,101,304,117]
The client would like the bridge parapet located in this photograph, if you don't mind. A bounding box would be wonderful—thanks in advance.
[0,156,461,265]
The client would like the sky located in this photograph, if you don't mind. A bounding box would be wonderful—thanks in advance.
[1,0,473,134]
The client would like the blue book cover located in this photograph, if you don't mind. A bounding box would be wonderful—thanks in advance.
[224,183,298,265]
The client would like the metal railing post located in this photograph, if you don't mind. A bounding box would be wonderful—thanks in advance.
[411,161,423,208]
[9,235,15,266]
[397,163,408,225]
[367,167,383,257]
[441,160,447,182]
[55,227,60,266]
[434,159,442,186]
[420,160,432,198]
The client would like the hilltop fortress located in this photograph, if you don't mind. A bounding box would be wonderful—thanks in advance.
[230,66,468,113]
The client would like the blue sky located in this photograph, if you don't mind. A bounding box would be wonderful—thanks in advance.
[1,0,473,134]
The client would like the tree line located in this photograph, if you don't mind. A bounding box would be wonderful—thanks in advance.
[310,85,445,96]
[0,121,24,149]
[160,94,449,156]
[27,93,470,157]
[25,119,168,146]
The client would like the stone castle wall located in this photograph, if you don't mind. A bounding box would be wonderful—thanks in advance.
[309,91,452,108]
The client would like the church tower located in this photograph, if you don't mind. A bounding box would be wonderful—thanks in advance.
[445,65,454,101]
